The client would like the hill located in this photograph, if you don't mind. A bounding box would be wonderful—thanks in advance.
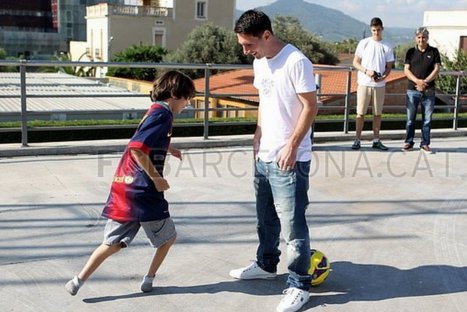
[236,0,413,45]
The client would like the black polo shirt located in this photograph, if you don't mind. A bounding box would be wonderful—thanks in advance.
[404,45,441,90]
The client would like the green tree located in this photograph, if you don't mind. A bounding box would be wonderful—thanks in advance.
[0,47,6,60]
[37,52,96,76]
[107,44,168,81]
[166,17,338,79]
[335,38,358,55]
[165,23,247,79]
[436,49,467,95]
[0,48,19,72]
[272,15,338,65]
[393,42,414,69]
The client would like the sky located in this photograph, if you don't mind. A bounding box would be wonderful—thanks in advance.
[236,0,467,28]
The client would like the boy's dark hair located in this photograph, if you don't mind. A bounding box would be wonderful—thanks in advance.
[370,17,383,28]
[151,70,196,102]
[234,9,273,37]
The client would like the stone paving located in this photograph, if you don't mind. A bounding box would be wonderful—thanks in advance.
[1,135,466,312]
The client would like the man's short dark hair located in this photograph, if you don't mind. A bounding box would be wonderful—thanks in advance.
[234,9,273,37]
[370,17,383,28]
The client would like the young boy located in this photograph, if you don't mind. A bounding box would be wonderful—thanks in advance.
[65,70,196,295]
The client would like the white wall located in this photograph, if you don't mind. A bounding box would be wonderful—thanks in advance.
[424,10,467,59]
[69,41,91,61]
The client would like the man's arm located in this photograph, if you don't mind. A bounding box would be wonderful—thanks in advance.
[352,55,380,77]
[380,61,394,81]
[424,63,441,83]
[404,64,428,91]
[253,109,262,160]
[277,91,318,170]
[353,55,372,77]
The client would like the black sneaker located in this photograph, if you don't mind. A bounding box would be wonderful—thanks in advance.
[351,140,361,150]
[372,141,388,150]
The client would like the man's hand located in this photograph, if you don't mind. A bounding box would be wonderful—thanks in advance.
[415,78,428,92]
[277,143,297,170]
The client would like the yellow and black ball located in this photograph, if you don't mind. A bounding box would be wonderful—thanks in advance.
[309,249,331,286]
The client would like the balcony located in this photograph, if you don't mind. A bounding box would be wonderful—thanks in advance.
[86,3,171,18]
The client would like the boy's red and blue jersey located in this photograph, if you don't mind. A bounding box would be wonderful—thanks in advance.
[101,102,173,222]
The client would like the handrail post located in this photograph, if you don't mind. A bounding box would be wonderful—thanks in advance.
[452,74,461,130]
[203,65,211,139]
[20,60,29,147]
[343,69,352,134]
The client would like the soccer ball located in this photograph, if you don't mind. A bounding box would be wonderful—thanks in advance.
[309,249,331,286]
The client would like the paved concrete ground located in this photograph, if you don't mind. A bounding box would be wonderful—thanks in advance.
[1,133,467,312]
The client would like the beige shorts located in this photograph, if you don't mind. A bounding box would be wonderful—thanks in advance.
[356,85,385,116]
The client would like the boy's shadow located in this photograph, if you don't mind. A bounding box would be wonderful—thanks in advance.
[83,274,289,303]
[85,262,467,309]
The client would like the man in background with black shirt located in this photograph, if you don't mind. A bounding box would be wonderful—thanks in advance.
[403,27,441,153]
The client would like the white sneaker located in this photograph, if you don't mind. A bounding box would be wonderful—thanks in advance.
[229,261,277,280]
[276,287,310,312]
[140,275,155,293]
[65,276,83,296]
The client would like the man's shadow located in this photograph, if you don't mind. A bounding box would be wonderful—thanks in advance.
[308,261,467,308]
[84,262,467,309]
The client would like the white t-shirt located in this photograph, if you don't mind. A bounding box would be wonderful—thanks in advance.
[253,44,316,162]
[355,37,394,87]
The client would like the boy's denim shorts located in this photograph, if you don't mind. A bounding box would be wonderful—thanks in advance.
[103,217,176,248]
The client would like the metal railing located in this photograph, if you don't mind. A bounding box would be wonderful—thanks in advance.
[0,60,465,147]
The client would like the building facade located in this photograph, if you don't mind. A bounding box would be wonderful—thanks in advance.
[52,0,125,45]
[424,10,467,59]
[0,0,128,59]
[1,0,236,62]
[0,0,61,58]
[78,0,236,63]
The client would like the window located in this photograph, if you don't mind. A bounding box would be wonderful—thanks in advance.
[195,0,207,19]
[153,28,166,47]
[460,36,467,52]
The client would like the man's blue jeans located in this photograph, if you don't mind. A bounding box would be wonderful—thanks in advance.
[254,159,312,290]
[405,89,435,147]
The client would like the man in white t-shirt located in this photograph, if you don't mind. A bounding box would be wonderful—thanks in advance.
[230,9,319,312]
[352,17,394,150]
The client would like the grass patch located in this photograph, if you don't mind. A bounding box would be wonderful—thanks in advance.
[0,117,256,128]
[1,113,466,129]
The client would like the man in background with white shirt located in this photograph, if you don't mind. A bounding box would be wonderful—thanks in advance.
[352,17,394,150]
